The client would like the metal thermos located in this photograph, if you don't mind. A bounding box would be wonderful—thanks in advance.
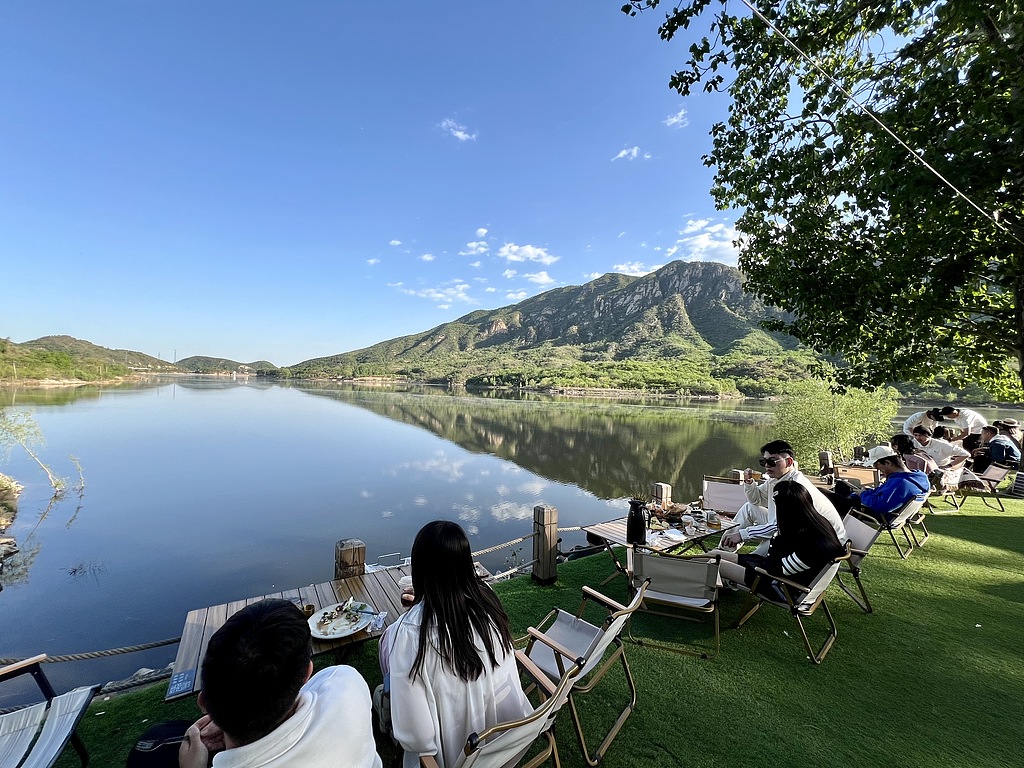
[625,498,648,545]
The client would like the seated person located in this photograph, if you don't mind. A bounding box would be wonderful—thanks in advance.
[994,418,1023,450]
[718,481,846,600]
[972,425,1022,472]
[890,433,938,475]
[719,439,846,556]
[180,598,382,768]
[380,520,530,768]
[911,425,970,470]
[848,452,930,523]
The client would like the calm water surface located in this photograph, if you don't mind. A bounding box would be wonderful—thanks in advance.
[2,379,780,703]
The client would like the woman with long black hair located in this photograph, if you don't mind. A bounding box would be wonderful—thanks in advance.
[719,480,846,600]
[383,520,530,768]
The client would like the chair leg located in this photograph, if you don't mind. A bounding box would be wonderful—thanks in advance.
[734,599,762,628]
[887,526,912,559]
[624,607,720,660]
[835,568,872,613]
[794,599,838,664]
[566,641,638,766]
[908,513,930,547]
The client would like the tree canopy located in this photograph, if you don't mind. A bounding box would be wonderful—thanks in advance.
[625,0,1024,397]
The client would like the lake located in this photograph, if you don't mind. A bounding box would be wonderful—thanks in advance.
[3,379,988,705]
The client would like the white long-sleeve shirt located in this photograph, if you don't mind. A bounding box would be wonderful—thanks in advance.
[740,468,846,544]
[388,603,531,768]
[948,408,987,434]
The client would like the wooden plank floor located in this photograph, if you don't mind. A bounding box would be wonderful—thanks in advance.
[166,565,410,701]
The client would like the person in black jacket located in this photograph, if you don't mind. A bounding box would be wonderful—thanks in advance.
[720,480,845,601]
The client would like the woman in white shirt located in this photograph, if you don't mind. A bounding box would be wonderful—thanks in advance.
[385,521,531,768]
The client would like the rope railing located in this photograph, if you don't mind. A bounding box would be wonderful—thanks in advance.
[556,525,583,532]
[471,532,535,559]
[0,637,181,667]
[489,558,539,582]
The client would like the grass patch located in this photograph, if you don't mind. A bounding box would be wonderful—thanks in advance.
[54,496,1024,768]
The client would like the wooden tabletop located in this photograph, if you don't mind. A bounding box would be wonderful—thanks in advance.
[166,565,410,701]
[583,516,736,552]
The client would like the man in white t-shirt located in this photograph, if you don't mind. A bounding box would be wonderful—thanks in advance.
[902,408,944,436]
[911,425,971,469]
[939,406,987,451]
[179,599,382,768]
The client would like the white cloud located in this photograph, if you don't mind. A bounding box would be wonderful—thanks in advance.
[524,271,555,286]
[490,501,534,522]
[472,276,487,283]
[498,243,558,265]
[664,245,680,258]
[366,258,380,265]
[496,484,510,496]
[438,303,451,309]
[682,218,711,234]
[611,146,649,161]
[386,281,403,287]
[475,227,488,238]
[470,261,481,268]
[502,269,517,279]
[617,231,626,238]
[459,241,489,256]
[360,490,372,498]
[414,496,427,506]
[664,107,689,129]
[455,504,481,523]
[389,239,402,246]
[674,219,740,265]
[506,291,528,301]
[485,286,497,292]
[612,261,663,276]
[517,479,547,495]
[584,272,602,280]
[440,117,477,142]
[420,253,435,262]
[400,280,475,305]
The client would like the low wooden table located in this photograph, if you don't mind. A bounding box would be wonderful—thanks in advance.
[166,565,410,701]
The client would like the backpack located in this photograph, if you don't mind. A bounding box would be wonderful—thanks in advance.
[126,720,192,768]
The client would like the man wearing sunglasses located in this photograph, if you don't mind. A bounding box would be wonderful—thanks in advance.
[719,439,846,554]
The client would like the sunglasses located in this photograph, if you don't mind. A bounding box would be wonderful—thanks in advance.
[758,457,786,468]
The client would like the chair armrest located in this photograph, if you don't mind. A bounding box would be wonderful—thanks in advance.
[580,585,627,613]
[752,567,812,595]
[526,627,579,667]
[420,754,441,768]
[849,547,869,557]
[515,649,556,696]
[0,654,47,682]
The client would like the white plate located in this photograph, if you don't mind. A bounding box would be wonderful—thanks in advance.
[309,601,373,640]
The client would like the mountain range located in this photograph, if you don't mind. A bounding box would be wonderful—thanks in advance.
[3,261,820,396]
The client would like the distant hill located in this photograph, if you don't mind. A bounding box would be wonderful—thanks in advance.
[0,335,175,382]
[176,356,278,374]
[287,261,817,396]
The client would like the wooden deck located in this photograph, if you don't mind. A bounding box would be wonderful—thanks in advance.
[166,565,410,701]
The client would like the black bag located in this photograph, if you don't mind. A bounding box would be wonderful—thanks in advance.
[126,720,192,768]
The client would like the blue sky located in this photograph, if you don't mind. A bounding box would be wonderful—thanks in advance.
[1,2,737,366]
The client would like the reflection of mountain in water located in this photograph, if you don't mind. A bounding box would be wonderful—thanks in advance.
[295,384,771,500]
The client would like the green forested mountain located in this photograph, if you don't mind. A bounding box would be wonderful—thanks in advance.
[0,335,174,381]
[176,356,278,374]
[288,261,817,396]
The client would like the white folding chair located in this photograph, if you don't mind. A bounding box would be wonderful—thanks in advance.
[626,548,721,659]
[522,583,648,767]
[837,512,882,613]
[734,544,851,664]
[419,657,584,768]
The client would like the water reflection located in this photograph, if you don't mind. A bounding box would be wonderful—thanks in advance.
[293,383,773,502]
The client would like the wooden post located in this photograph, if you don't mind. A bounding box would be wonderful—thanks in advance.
[532,504,558,585]
[335,538,366,580]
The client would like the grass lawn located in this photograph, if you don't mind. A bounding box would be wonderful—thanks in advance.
[54,495,1024,768]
